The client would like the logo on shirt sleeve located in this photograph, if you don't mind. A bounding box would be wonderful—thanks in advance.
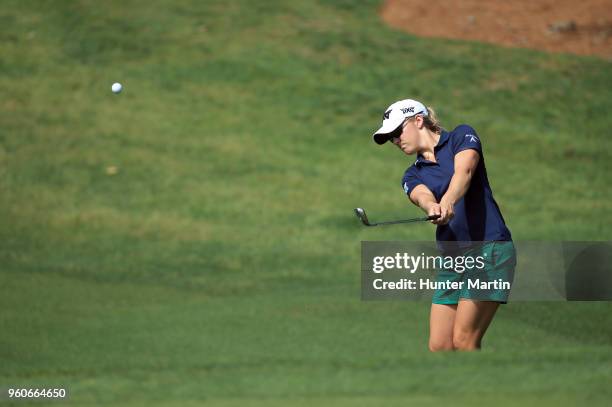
[465,134,479,143]
[403,182,410,194]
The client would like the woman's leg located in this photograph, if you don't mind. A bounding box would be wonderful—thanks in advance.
[452,300,500,350]
[429,303,457,351]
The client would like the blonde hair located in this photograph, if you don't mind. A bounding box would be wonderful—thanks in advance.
[424,106,442,134]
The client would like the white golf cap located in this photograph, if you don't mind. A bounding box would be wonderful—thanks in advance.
[372,99,429,144]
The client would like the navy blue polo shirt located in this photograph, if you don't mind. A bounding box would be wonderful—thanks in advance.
[401,125,511,248]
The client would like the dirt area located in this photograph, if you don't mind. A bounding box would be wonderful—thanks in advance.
[381,0,612,59]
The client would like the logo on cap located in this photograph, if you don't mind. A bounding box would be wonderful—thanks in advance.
[401,107,415,114]
[383,109,392,120]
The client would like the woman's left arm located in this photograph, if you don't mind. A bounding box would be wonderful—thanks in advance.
[436,149,480,225]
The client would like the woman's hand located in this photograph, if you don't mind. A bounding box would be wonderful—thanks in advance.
[409,185,454,225]
[436,198,455,225]
[426,203,442,224]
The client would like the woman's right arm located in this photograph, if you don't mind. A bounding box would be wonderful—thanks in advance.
[409,184,443,224]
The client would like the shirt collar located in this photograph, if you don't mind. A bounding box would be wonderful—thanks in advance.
[435,130,450,150]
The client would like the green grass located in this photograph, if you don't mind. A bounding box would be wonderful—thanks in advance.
[1,0,611,405]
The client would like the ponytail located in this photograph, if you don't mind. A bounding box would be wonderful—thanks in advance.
[424,106,442,134]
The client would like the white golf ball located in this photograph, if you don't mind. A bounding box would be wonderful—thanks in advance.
[111,82,123,93]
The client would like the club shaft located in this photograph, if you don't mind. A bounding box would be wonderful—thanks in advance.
[354,208,439,227]
[369,216,436,226]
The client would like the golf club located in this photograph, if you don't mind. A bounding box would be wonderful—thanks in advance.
[354,207,440,226]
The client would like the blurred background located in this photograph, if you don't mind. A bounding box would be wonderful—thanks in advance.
[1,0,611,405]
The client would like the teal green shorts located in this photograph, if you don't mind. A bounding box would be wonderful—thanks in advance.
[432,241,517,305]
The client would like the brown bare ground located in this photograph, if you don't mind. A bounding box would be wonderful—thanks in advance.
[381,0,612,59]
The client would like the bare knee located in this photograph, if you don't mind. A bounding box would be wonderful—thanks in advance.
[452,331,481,351]
[429,339,454,352]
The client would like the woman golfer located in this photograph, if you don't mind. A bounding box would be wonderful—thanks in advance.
[372,99,516,351]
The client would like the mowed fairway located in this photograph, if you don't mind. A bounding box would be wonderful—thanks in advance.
[1,0,611,405]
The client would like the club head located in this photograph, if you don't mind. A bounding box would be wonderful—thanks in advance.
[354,207,372,226]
